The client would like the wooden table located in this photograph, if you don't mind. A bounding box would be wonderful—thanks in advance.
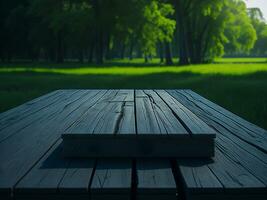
[62,90,215,158]
[0,89,266,200]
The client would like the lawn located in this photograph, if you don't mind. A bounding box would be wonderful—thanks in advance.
[0,58,267,129]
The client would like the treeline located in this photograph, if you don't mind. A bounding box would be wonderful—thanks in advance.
[0,0,267,64]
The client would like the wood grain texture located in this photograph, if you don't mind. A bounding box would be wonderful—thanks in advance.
[63,89,214,158]
[177,147,266,193]
[135,90,162,134]
[0,90,62,132]
[1,89,266,200]
[15,141,95,195]
[0,90,106,192]
[90,159,132,200]
[168,90,267,151]
[136,159,177,193]
[168,90,267,197]
[91,159,132,192]
[177,159,223,193]
[0,90,77,142]
[140,90,188,134]
[65,90,136,135]
[15,140,69,194]
[156,90,216,138]
[58,158,95,193]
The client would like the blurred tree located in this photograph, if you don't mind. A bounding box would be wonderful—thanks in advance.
[0,0,30,61]
[171,0,257,64]
[248,8,267,57]
[139,1,175,63]
[29,0,69,63]
[0,0,263,64]
[224,1,257,56]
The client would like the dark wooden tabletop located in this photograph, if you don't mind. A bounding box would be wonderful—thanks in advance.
[62,90,216,158]
[0,89,266,200]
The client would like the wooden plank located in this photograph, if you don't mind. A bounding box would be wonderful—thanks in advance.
[177,159,223,194]
[58,159,95,194]
[175,99,267,185]
[167,90,267,198]
[216,134,267,185]
[63,135,214,158]
[0,90,81,190]
[141,90,188,134]
[136,159,177,200]
[119,101,136,133]
[0,90,107,194]
[90,159,132,200]
[135,90,162,134]
[65,90,135,134]
[156,90,216,138]
[63,90,214,158]
[169,90,267,152]
[168,90,267,164]
[177,147,266,196]
[110,89,134,102]
[168,90,267,181]
[15,139,94,196]
[0,90,60,121]
[15,140,69,194]
[0,90,76,142]
[188,90,267,136]
[210,147,265,191]
[62,90,142,157]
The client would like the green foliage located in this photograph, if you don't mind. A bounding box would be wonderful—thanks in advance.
[224,1,257,54]
[0,0,265,64]
[173,0,259,63]
[248,8,267,56]
[140,1,175,57]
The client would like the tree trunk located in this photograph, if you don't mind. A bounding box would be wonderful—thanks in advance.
[56,31,64,63]
[178,21,189,65]
[88,40,95,63]
[95,30,104,64]
[105,32,111,60]
[78,49,84,63]
[175,0,189,65]
[165,42,173,65]
[144,55,149,63]
[93,0,103,64]
[129,38,134,60]
[159,42,164,63]
[120,42,125,59]
[137,47,142,58]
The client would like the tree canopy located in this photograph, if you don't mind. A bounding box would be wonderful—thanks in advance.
[0,0,266,64]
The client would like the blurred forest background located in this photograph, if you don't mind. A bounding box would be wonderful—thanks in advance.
[0,0,267,129]
[0,0,266,64]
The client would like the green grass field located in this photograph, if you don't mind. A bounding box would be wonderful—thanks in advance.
[1,58,267,129]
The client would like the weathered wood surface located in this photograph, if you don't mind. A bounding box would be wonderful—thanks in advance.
[136,159,177,200]
[135,90,187,134]
[168,90,267,151]
[65,90,135,135]
[90,159,132,200]
[167,90,267,199]
[0,89,266,200]
[0,90,106,191]
[15,140,95,194]
[63,89,215,158]
[156,90,216,138]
